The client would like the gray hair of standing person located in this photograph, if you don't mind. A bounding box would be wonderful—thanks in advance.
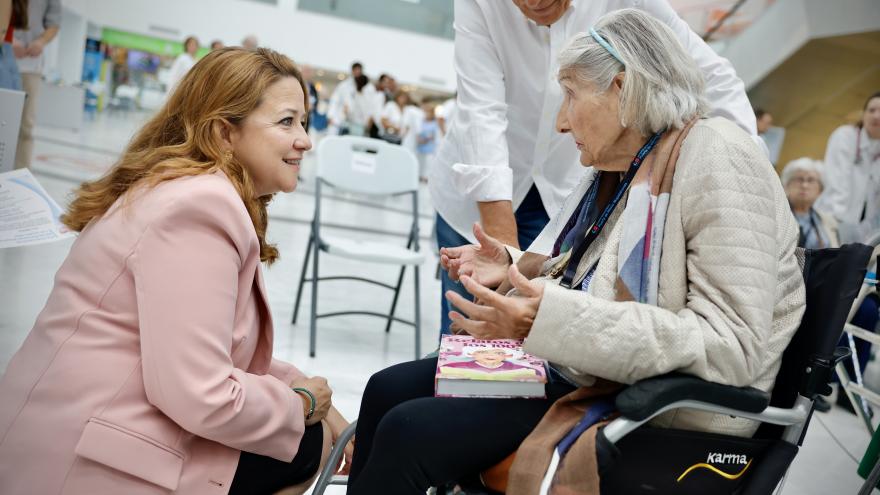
[557,8,709,136]
[781,157,825,189]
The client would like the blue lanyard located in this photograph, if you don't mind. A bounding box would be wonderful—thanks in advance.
[559,131,664,289]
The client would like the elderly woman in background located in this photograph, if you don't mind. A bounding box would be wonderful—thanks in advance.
[347,9,805,494]
[782,157,839,249]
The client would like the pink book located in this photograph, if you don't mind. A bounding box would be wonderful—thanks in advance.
[435,335,548,398]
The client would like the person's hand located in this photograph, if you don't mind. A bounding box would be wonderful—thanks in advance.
[325,407,355,475]
[25,39,45,57]
[12,40,27,59]
[290,376,332,426]
[446,264,544,340]
[440,223,511,288]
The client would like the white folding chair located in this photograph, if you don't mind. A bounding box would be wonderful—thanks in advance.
[836,232,880,433]
[292,136,426,359]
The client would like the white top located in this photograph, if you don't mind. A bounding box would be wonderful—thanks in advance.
[430,0,760,249]
[381,101,403,133]
[167,53,195,92]
[328,77,356,126]
[402,105,425,152]
[816,125,880,242]
[345,85,379,129]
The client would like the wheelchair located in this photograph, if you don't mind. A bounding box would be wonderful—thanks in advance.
[313,243,873,495]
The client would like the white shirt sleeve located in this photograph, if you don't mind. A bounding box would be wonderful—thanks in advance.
[638,0,758,140]
[168,54,193,92]
[447,0,514,203]
[817,126,855,222]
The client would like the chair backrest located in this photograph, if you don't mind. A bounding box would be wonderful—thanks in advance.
[756,243,873,440]
[316,136,419,196]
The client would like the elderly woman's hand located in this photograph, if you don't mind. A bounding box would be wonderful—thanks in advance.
[445,264,543,340]
[440,223,511,289]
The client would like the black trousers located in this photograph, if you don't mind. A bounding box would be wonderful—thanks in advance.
[347,358,576,494]
[229,422,324,495]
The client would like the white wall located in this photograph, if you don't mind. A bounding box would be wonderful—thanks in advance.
[719,0,880,89]
[62,0,456,91]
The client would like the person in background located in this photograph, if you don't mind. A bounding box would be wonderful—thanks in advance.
[755,107,784,164]
[430,0,762,336]
[417,102,440,181]
[0,48,352,494]
[300,64,319,133]
[12,0,59,169]
[817,91,880,243]
[342,74,375,137]
[167,35,199,92]
[327,61,362,134]
[0,0,27,91]
[380,89,410,144]
[782,157,839,250]
[755,108,773,135]
[241,34,258,50]
[436,94,456,136]
[210,39,224,50]
[366,73,395,138]
[377,73,396,102]
[816,92,880,415]
[401,94,424,156]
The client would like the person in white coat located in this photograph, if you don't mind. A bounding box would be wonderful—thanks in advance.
[817,91,880,243]
[431,0,765,335]
[167,36,199,92]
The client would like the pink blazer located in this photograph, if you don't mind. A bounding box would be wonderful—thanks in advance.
[0,172,307,494]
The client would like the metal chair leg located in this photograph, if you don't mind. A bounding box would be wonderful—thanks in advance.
[292,231,314,324]
[414,265,421,360]
[310,241,320,358]
[312,420,358,495]
[384,265,407,333]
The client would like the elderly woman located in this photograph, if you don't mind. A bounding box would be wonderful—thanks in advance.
[346,9,804,494]
[782,157,840,249]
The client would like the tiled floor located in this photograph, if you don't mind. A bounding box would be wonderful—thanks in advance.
[0,112,876,494]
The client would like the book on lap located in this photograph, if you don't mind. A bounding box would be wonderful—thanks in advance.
[434,335,548,398]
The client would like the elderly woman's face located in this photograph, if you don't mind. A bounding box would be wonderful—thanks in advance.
[785,170,822,208]
[556,74,626,168]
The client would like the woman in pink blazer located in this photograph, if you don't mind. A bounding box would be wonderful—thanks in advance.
[0,47,351,494]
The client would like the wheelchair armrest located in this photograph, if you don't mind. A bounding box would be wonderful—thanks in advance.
[616,374,770,421]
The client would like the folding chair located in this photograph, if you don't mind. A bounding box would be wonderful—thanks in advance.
[291,136,426,360]
[835,233,880,433]
[312,244,872,495]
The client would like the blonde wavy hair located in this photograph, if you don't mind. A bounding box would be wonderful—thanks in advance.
[61,47,308,264]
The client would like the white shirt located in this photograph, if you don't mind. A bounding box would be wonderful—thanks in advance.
[345,85,378,128]
[328,77,356,125]
[402,105,425,153]
[816,125,880,242]
[430,0,760,249]
[381,101,403,132]
[167,53,195,92]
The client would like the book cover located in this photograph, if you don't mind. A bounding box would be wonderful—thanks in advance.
[435,335,548,398]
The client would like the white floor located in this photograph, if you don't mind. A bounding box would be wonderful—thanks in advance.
[0,112,876,494]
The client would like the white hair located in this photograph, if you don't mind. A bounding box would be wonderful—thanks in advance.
[781,157,825,188]
[557,8,709,136]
